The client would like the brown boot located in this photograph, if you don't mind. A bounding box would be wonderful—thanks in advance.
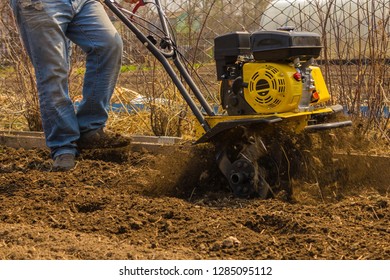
[77,128,132,149]
[53,153,75,171]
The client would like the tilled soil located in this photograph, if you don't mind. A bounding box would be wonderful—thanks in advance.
[0,136,389,260]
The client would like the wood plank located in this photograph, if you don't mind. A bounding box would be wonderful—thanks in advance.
[0,130,183,152]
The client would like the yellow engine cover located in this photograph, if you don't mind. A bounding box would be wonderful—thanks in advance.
[243,62,302,114]
[310,66,330,103]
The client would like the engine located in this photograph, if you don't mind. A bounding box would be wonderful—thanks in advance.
[214,30,330,115]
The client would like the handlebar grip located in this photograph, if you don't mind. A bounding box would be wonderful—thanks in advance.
[132,0,145,14]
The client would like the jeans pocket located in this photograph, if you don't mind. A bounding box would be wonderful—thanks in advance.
[19,0,44,10]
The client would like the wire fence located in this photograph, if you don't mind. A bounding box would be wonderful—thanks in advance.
[0,0,389,139]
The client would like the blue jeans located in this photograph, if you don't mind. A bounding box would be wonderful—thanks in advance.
[10,0,123,158]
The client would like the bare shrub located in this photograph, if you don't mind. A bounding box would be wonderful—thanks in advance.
[0,3,41,131]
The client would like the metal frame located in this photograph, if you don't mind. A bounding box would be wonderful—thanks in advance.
[103,0,214,132]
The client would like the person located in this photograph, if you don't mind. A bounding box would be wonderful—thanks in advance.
[10,0,138,171]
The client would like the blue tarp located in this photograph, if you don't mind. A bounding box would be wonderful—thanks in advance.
[355,106,389,118]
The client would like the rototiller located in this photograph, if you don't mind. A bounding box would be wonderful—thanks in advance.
[103,0,352,198]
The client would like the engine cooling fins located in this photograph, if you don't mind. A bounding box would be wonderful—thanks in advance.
[248,65,285,109]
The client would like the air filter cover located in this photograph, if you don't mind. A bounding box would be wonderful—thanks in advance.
[251,30,322,61]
